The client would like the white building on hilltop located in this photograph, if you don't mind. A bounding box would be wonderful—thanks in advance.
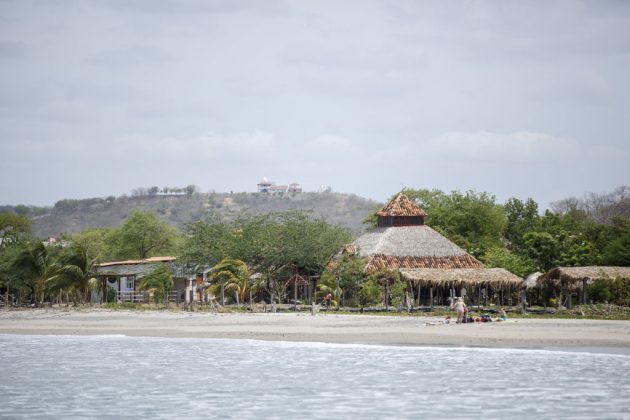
[257,178,302,194]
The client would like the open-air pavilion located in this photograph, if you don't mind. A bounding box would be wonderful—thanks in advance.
[400,267,523,308]
[350,192,522,308]
[536,266,630,307]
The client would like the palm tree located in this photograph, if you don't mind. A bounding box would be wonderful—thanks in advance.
[208,258,249,306]
[138,265,173,304]
[55,243,98,304]
[12,242,61,305]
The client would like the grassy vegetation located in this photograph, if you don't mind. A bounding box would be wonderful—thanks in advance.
[508,304,630,321]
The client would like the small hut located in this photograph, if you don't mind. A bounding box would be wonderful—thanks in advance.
[537,266,630,307]
[352,192,520,306]
[284,273,310,309]
[521,271,543,308]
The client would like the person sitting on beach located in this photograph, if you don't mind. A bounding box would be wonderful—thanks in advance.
[498,307,508,321]
[481,314,492,322]
[425,316,451,326]
[452,297,467,324]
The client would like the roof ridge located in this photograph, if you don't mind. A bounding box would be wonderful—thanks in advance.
[376,192,427,217]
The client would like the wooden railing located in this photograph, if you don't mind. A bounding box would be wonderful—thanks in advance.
[115,291,182,303]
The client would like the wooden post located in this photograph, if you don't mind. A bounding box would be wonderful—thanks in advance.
[417,283,421,308]
[294,282,298,311]
[477,286,482,310]
[582,279,587,305]
[385,281,390,311]
[429,287,434,311]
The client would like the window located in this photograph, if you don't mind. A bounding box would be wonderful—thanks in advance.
[126,276,135,289]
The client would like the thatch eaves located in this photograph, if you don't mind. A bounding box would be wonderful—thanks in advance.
[400,268,522,287]
[377,193,427,217]
[366,254,482,272]
[538,266,630,287]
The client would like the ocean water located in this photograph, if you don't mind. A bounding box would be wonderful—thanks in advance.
[0,335,629,419]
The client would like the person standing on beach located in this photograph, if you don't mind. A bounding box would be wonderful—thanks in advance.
[452,297,467,324]
[324,292,333,309]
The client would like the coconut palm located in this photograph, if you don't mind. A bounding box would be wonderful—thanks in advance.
[54,243,98,304]
[138,265,173,303]
[11,242,61,305]
[208,258,249,306]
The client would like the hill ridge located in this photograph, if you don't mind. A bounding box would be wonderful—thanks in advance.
[25,191,380,238]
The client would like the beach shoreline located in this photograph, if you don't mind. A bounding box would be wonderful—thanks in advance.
[1,308,630,351]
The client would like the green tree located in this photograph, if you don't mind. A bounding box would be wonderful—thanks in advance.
[481,246,535,277]
[69,227,117,262]
[108,210,180,259]
[327,254,365,305]
[209,258,249,305]
[0,243,29,305]
[53,243,98,304]
[138,264,174,303]
[180,217,231,267]
[225,211,352,302]
[503,197,539,251]
[11,241,62,304]
[602,233,630,265]
[358,278,381,308]
[0,213,31,247]
[522,231,559,270]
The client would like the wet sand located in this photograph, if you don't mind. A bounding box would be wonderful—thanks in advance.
[1,309,629,350]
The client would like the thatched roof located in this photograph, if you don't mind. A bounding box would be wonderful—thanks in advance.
[366,254,482,272]
[522,272,543,289]
[353,225,482,271]
[400,268,522,287]
[538,266,630,286]
[354,226,469,258]
[377,193,427,217]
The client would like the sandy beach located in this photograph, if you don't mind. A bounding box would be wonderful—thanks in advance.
[1,309,629,350]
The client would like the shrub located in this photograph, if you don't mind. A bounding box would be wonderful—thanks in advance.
[390,278,407,308]
[358,279,381,307]
[587,279,630,306]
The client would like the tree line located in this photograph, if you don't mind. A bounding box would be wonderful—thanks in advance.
[1,186,628,307]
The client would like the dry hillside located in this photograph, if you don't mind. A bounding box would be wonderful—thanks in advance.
[29,192,380,239]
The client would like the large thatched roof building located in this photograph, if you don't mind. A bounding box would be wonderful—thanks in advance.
[355,193,483,272]
[352,193,520,289]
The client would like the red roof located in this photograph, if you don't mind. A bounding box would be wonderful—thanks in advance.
[365,254,482,272]
[377,193,427,217]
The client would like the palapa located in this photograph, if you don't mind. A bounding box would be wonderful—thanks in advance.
[400,268,522,287]
[537,266,630,290]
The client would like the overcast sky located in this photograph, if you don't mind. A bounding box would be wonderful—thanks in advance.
[1,0,628,208]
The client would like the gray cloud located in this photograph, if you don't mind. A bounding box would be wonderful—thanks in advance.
[0,0,628,207]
